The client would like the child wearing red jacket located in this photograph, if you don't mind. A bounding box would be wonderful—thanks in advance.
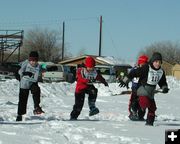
[70,56,108,120]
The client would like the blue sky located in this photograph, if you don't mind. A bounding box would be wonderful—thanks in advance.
[0,0,180,61]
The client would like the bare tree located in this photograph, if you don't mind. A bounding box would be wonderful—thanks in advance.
[21,28,64,62]
[77,48,87,56]
[139,41,180,64]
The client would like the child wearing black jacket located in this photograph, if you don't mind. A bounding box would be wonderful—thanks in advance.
[119,52,169,126]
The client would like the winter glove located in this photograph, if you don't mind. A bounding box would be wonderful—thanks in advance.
[104,81,109,87]
[119,79,128,88]
[41,63,47,69]
[162,87,169,93]
[15,73,20,81]
[119,76,129,89]
[22,71,33,77]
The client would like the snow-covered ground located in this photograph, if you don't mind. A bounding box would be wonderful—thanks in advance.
[0,76,180,144]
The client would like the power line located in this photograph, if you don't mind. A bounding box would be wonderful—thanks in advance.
[103,22,120,58]
[0,17,98,28]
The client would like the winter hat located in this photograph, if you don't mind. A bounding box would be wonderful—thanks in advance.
[85,56,96,68]
[29,51,39,61]
[150,52,162,63]
[41,63,47,69]
[138,55,148,65]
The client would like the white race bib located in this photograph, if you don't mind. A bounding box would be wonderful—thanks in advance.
[25,63,40,82]
[82,68,97,80]
[147,66,163,85]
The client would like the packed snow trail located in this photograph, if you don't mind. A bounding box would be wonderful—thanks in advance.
[0,78,180,144]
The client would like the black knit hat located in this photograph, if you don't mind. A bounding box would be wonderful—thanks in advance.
[29,51,39,61]
[150,52,162,63]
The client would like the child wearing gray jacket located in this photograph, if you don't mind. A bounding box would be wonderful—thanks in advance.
[16,51,45,121]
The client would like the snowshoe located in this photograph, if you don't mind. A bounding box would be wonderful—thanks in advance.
[89,107,99,116]
[138,117,145,121]
[16,115,22,121]
[145,115,155,126]
[33,107,45,115]
[70,117,77,121]
[138,109,145,121]
[129,114,139,121]
[129,113,145,121]
[145,122,153,126]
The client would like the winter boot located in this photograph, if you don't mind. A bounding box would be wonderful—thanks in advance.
[129,112,139,121]
[145,115,155,126]
[88,98,99,116]
[70,107,82,121]
[89,107,99,116]
[70,116,77,121]
[129,101,139,121]
[138,108,146,121]
[33,107,45,115]
[16,115,22,121]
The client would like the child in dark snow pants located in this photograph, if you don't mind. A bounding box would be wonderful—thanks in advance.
[16,51,45,121]
[71,85,98,119]
[70,56,108,120]
[128,55,148,121]
[119,52,169,126]
[17,83,41,116]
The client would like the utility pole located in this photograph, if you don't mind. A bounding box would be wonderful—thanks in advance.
[62,21,65,61]
[99,15,102,56]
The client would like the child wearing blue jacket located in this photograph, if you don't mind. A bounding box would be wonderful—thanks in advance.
[128,55,148,121]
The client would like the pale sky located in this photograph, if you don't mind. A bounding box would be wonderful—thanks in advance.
[0,0,180,61]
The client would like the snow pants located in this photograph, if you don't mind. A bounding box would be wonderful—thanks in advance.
[129,90,145,119]
[128,90,139,114]
[70,85,98,119]
[139,96,157,124]
[17,83,41,115]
